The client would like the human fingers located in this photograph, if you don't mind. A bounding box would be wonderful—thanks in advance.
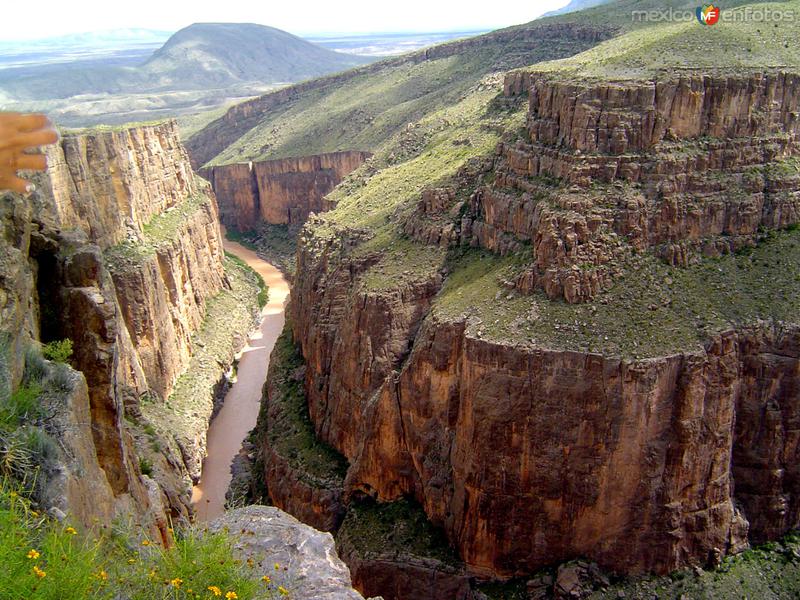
[6,129,59,150]
[9,153,48,172]
[0,172,36,195]
[0,113,51,133]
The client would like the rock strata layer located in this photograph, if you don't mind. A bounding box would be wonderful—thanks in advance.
[202,151,371,231]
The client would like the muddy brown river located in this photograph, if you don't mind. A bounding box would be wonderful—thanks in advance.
[191,229,290,521]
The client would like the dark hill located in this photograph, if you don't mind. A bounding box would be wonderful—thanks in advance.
[0,23,371,100]
[142,23,370,88]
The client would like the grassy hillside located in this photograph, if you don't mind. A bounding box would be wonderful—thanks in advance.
[188,0,791,167]
[527,0,800,78]
[189,21,614,166]
[252,0,800,359]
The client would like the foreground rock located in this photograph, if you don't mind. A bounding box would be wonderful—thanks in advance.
[208,506,372,600]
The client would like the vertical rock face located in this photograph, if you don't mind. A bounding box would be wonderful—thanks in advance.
[108,200,227,400]
[202,151,371,231]
[0,192,161,533]
[272,70,800,587]
[43,121,228,403]
[0,120,230,527]
[46,121,196,249]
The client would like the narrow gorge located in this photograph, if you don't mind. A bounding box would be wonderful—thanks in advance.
[5,3,800,599]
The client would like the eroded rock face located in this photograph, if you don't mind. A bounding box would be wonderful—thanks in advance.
[202,152,371,231]
[208,506,368,600]
[405,72,800,303]
[43,122,228,403]
[291,238,799,578]
[45,120,196,249]
[0,121,232,526]
[276,72,800,585]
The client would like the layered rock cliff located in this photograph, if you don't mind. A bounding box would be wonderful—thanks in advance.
[0,189,165,538]
[202,152,371,231]
[254,69,800,594]
[470,71,800,302]
[0,120,234,529]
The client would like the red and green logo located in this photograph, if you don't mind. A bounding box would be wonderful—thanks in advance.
[696,4,721,24]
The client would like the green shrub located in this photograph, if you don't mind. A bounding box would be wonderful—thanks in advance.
[138,458,153,477]
[23,347,48,387]
[41,340,73,365]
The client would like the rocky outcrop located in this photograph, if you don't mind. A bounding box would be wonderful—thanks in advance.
[45,120,196,249]
[290,239,800,578]
[292,227,442,462]
[208,506,369,600]
[0,120,231,527]
[43,122,228,403]
[108,200,227,400]
[405,72,800,303]
[269,72,800,591]
[202,152,371,231]
[0,189,167,537]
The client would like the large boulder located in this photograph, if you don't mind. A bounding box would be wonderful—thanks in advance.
[208,506,373,600]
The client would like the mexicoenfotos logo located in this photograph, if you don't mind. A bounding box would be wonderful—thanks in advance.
[696,4,721,25]
[632,5,795,22]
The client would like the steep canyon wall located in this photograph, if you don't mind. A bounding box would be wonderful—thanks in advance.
[202,151,371,231]
[0,120,229,528]
[257,70,800,590]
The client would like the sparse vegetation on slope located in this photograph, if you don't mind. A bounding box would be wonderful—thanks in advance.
[137,256,263,484]
[0,478,294,600]
[194,27,608,166]
[527,0,800,78]
[254,325,348,487]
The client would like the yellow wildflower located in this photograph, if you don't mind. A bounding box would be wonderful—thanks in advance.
[127,558,136,564]
[97,570,108,581]
[274,562,280,571]
[32,565,46,578]
[65,526,77,535]
[261,575,271,584]
[246,557,255,568]
[148,569,158,580]
[27,549,40,560]
[141,539,151,546]
[278,586,289,596]
[207,586,222,596]
[169,577,183,588]
[30,510,38,518]
[225,592,238,600]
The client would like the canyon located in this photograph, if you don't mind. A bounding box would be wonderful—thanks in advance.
[3,3,800,599]
[202,151,371,231]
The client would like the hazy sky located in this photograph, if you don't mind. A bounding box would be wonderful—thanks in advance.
[6,0,572,41]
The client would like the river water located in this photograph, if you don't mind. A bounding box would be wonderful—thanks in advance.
[191,228,290,521]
